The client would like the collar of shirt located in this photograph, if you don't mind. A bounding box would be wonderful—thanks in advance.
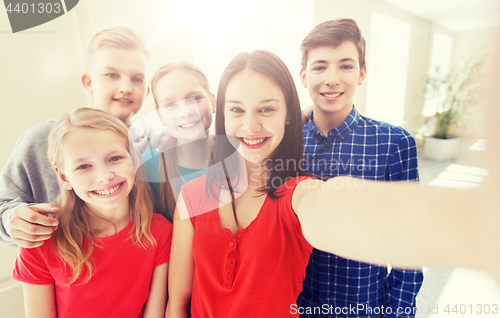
[305,106,360,142]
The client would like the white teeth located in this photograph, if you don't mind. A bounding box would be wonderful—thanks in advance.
[180,122,196,128]
[242,138,266,145]
[115,99,131,103]
[323,93,341,97]
[94,183,121,196]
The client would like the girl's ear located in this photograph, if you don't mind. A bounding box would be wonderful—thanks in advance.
[211,93,216,114]
[56,167,73,191]
[286,114,291,125]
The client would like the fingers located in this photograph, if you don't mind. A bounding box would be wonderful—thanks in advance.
[9,205,60,248]
[11,231,55,248]
[28,203,61,218]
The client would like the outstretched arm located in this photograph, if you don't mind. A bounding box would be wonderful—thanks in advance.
[165,195,194,318]
[22,283,57,318]
[292,177,490,272]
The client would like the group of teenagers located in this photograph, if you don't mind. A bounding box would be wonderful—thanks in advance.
[1,18,489,318]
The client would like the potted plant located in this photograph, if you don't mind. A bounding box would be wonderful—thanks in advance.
[422,53,485,161]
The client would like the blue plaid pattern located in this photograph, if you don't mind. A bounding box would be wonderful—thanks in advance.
[297,106,423,318]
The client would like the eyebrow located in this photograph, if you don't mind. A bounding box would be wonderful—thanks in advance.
[225,98,281,104]
[103,67,145,77]
[160,90,204,104]
[311,58,357,65]
[71,150,126,164]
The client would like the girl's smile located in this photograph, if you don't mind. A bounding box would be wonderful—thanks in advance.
[90,181,126,197]
[238,137,270,148]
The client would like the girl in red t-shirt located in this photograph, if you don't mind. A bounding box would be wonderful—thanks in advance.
[167,50,321,318]
[13,108,172,318]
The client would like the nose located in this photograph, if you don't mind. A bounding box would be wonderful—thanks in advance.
[325,69,340,86]
[241,113,262,133]
[96,165,114,183]
[119,79,133,94]
[178,102,196,118]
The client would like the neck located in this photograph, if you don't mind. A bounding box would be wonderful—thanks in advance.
[86,201,131,238]
[245,160,269,192]
[176,133,212,169]
[312,104,353,136]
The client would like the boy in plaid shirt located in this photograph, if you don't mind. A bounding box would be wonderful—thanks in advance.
[297,18,423,318]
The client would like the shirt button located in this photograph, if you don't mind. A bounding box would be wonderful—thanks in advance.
[236,234,241,239]
[228,262,234,268]
[326,142,331,147]
[230,252,235,258]
[229,242,234,247]
[321,268,326,273]
[322,295,326,301]
[227,272,232,278]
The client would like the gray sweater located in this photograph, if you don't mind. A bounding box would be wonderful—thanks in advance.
[0,118,167,246]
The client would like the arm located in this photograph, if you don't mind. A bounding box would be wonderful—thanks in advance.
[387,131,419,182]
[144,262,168,318]
[7,204,60,248]
[0,122,60,247]
[292,177,488,271]
[22,283,57,318]
[385,132,422,318]
[165,194,194,318]
[301,105,313,125]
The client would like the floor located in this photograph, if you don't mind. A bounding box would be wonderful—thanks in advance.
[415,137,500,317]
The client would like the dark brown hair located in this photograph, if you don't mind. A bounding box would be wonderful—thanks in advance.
[300,18,366,69]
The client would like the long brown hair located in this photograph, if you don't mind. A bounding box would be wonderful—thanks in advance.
[150,62,212,220]
[209,50,309,201]
[48,108,155,285]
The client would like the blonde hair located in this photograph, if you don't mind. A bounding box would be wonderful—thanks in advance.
[48,108,155,285]
[87,26,148,72]
[150,62,211,220]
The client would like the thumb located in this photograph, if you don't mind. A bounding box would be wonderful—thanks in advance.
[29,203,61,216]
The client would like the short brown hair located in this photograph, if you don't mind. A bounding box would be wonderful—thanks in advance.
[300,19,366,69]
[87,26,148,72]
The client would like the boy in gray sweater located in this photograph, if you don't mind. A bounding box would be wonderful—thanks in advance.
[0,26,159,248]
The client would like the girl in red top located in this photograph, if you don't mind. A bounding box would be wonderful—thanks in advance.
[13,108,172,318]
[167,50,325,317]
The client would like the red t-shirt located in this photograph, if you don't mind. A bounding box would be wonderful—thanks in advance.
[13,214,172,318]
[182,175,313,318]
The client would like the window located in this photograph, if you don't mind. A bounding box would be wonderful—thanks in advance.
[366,12,412,125]
[422,33,454,117]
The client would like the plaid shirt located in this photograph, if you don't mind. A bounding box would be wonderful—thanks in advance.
[297,106,423,318]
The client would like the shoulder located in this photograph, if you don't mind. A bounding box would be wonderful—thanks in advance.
[13,121,55,152]
[150,214,173,238]
[2,120,56,176]
[151,214,172,230]
[182,174,208,193]
[358,115,415,144]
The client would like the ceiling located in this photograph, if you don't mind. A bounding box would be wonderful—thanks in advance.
[379,0,500,32]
